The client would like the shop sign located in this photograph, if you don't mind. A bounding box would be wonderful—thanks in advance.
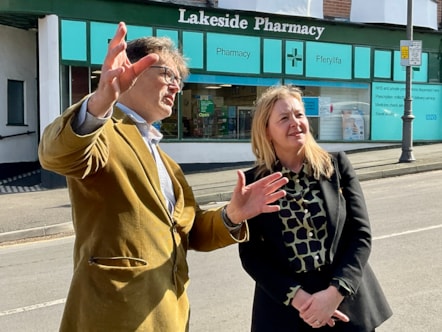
[178,8,325,40]
[206,33,260,74]
[305,42,352,79]
[302,97,319,116]
[199,99,215,118]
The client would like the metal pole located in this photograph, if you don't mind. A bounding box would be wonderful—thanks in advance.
[399,0,415,162]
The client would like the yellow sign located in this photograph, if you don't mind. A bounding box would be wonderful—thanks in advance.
[401,45,409,59]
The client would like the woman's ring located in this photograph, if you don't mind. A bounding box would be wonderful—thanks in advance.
[315,320,322,325]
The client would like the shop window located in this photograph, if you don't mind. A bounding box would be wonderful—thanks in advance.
[61,66,98,112]
[178,82,371,142]
[7,79,25,126]
[90,66,101,92]
[286,82,370,141]
[177,84,260,140]
[159,111,179,139]
[60,66,70,112]
[72,67,91,104]
[316,86,370,141]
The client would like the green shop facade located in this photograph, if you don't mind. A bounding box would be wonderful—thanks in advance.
[2,0,442,171]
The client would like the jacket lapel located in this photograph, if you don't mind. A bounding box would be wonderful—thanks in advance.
[320,176,340,230]
[156,146,185,218]
[320,161,345,256]
[112,107,171,219]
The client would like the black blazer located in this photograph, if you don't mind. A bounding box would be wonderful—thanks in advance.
[239,152,392,332]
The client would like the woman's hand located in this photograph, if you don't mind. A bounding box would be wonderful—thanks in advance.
[293,287,349,328]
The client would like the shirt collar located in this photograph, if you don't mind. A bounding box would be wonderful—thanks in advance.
[116,102,163,144]
[276,161,312,178]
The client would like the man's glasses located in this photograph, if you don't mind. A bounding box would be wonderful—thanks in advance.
[150,65,184,91]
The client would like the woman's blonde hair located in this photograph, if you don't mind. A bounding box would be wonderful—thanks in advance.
[251,85,333,179]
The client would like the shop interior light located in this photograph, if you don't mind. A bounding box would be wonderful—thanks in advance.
[205,85,222,89]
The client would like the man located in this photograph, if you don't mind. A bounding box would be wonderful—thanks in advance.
[39,22,287,331]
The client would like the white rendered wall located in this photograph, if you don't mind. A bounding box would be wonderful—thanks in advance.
[0,25,38,163]
[161,142,255,164]
[38,15,61,139]
[218,0,323,18]
[351,0,438,30]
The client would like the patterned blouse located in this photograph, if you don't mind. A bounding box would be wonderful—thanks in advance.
[276,163,352,305]
[279,164,329,273]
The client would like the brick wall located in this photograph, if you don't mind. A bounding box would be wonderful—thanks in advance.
[323,0,351,19]
[439,0,442,28]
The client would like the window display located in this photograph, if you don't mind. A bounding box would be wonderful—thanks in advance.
[61,65,371,142]
[179,83,260,140]
[302,85,371,141]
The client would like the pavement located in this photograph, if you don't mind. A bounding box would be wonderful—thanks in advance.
[1,142,442,244]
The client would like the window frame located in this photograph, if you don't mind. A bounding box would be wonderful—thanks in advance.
[7,79,26,126]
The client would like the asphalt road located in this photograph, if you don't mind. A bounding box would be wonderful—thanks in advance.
[1,170,442,331]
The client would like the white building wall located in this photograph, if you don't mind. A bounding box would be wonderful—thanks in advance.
[162,142,255,164]
[38,15,61,139]
[0,25,38,164]
[350,0,438,30]
[218,0,324,18]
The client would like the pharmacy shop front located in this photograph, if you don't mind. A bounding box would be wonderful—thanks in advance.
[49,2,442,165]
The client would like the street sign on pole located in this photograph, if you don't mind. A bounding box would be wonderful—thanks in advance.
[400,40,422,66]
[399,0,416,163]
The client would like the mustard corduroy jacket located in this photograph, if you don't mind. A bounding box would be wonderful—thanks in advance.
[38,100,246,331]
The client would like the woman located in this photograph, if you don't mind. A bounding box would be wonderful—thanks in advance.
[239,85,392,331]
